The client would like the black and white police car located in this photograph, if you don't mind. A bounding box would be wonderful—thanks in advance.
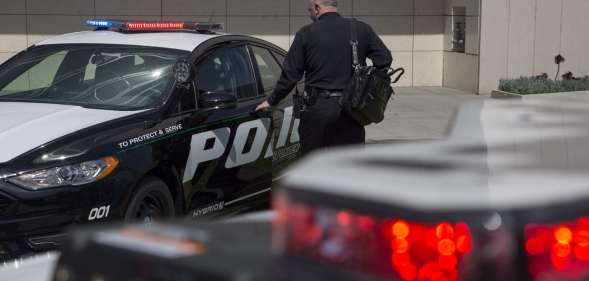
[0,19,301,256]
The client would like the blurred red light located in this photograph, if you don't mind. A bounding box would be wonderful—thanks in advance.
[574,245,589,260]
[578,218,589,229]
[392,252,412,268]
[425,229,439,249]
[337,211,351,226]
[436,223,455,239]
[550,254,570,270]
[526,238,546,256]
[418,262,458,281]
[438,255,458,269]
[399,264,417,281]
[438,239,457,256]
[393,221,411,239]
[525,218,589,280]
[455,235,472,254]
[356,215,376,232]
[273,197,472,281]
[392,238,410,254]
[555,227,573,244]
[575,230,589,247]
[553,242,571,258]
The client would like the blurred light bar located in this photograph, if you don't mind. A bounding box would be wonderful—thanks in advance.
[272,192,474,281]
[525,217,589,281]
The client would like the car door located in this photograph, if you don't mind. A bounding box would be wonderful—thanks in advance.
[182,43,274,217]
[248,44,301,178]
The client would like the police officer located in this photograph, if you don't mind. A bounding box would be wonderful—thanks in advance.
[256,0,392,155]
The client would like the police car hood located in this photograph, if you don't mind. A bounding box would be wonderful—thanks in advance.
[0,102,143,163]
[284,95,589,213]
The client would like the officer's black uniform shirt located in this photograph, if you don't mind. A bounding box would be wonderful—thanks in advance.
[267,12,393,106]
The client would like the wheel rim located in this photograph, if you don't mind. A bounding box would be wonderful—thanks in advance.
[133,191,170,222]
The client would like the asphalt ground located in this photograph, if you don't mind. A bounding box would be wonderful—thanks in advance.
[366,87,488,143]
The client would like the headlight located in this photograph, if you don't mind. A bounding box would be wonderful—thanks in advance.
[8,157,119,190]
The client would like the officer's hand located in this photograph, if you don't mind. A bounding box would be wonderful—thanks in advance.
[255,101,271,112]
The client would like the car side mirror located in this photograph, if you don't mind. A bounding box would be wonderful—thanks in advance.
[199,92,238,110]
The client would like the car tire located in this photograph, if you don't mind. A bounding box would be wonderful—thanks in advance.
[124,177,175,223]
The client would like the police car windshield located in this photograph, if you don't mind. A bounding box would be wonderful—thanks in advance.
[0,44,189,110]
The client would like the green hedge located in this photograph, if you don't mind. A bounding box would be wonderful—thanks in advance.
[499,76,589,95]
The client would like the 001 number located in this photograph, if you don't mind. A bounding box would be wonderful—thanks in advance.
[88,205,111,221]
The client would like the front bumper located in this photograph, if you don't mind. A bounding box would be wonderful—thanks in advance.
[0,177,132,256]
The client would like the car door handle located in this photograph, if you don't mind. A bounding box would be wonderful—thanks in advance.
[250,107,284,118]
[250,109,272,118]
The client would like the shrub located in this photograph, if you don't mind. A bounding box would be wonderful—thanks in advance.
[499,76,589,95]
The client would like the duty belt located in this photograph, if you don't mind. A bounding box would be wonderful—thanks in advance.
[306,87,344,99]
[316,91,343,98]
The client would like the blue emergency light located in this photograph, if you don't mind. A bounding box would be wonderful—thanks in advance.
[85,20,113,29]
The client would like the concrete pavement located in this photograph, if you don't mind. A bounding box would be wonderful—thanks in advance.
[366,87,489,143]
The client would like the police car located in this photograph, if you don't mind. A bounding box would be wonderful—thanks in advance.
[0,19,301,255]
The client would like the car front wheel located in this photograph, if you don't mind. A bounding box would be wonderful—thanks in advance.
[124,177,175,223]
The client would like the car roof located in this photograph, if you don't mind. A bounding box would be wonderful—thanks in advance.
[284,95,589,212]
[35,31,221,52]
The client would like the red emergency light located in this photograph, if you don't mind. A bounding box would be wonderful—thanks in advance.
[126,22,185,31]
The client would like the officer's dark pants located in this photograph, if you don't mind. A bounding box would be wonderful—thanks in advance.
[299,96,365,155]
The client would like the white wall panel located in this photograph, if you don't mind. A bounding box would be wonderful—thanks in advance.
[507,0,535,78]
[478,0,509,94]
[560,0,589,77]
[26,0,94,15]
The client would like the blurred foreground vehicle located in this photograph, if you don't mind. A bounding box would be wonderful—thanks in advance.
[38,97,589,280]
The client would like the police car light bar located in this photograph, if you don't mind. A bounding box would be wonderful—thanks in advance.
[85,19,223,33]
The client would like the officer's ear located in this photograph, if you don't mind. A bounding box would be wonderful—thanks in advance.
[313,4,320,12]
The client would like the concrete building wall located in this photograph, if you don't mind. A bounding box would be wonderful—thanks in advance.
[0,0,451,88]
[443,0,481,92]
[443,0,480,93]
[479,0,589,94]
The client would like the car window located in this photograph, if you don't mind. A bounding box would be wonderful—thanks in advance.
[195,45,258,100]
[271,50,285,65]
[176,82,197,112]
[2,51,67,93]
[250,46,283,92]
[0,45,187,110]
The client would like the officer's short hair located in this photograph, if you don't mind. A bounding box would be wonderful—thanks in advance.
[316,0,337,7]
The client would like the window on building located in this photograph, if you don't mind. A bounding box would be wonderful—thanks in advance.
[451,7,466,53]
